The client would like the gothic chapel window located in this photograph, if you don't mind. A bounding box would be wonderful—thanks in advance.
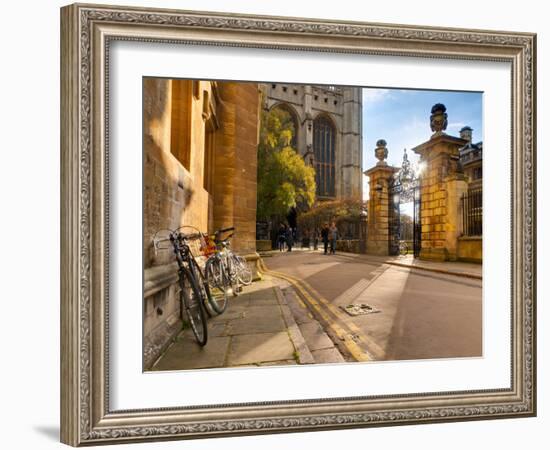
[313,115,336,197]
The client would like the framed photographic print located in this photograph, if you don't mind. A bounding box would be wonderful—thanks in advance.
[60,3,536,446]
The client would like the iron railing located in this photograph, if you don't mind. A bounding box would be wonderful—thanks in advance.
[461,188,482,236]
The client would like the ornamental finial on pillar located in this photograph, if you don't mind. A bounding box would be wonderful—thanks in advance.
[375,139,388,165]
[430,103,448,137]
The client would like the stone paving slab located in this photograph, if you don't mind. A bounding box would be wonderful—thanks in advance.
[208,322,229,338]
[243,304,282,318]
[259,359,297,366]
[227,332,296,366]
[209,306,247,322]
[311,347,346,364]
[283,287,315,325]
[248,295,280,306]
[152,335,230,371]
[227,314,287,335]
[298,322,335,351]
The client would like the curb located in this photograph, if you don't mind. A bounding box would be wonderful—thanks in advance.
[319,251,482,280]
[273,286,315,365]
[385,261,482,280]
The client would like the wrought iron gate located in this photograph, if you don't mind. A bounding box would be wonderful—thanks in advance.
[388,150,422,258]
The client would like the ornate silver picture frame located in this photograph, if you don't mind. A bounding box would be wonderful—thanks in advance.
[60,3,536,446]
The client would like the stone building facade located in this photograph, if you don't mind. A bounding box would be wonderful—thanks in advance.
[143,78,260,368]
[261,83,363,200]
[458,126,483,190]
[456,126,483,261]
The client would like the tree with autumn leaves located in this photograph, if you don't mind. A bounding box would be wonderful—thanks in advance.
[256,106,316,221]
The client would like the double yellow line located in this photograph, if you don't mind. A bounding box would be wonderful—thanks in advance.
[257,258,376,362]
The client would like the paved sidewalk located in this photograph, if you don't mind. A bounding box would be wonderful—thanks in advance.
[381,254,482,279]
[150,277,344,371]
[264,248,482,279]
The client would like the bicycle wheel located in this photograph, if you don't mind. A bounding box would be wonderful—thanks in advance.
[188,259,217,318]
[225,255,241,297]
[205,257,229,314]
[234,255,253,286]
[179,268,208,346]
[399,243,408,256]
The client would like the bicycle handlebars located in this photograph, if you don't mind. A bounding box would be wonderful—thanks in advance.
[153,226,235,253]
[177,231,203,241]
[214,226,235,235]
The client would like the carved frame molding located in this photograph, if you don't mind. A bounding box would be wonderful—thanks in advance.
[61,3,536,446]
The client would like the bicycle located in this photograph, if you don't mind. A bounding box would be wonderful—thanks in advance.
[210,228,253,296]
[153,226,227,345]
[201,227,235,313]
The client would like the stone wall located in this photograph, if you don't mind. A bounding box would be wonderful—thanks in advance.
[213,83,260,254]
[143,79,260,369]
[457,236,482,263]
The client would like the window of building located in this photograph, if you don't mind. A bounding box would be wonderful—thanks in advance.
[473,166,483,180]
[203,119,215,193]
[313,115,336,197]
[170,80,193,170]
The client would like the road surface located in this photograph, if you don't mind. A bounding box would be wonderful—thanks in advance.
[262,250,482,362]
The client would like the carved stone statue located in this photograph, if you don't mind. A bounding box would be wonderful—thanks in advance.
[430,103,448,136]
[375,139,388,165]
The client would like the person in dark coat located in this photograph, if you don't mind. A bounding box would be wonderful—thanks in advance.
[285,226,294,252]
[321,223,329,254]
[277,223,287,251]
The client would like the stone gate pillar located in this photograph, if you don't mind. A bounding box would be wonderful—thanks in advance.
[412,104,469,261]
[364,140,399,255]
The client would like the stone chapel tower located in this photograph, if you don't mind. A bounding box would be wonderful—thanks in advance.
[261,83,363,201]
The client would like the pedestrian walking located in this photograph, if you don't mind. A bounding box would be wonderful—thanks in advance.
[329,221,338,255]
[321,223,329,254]
[285,226,294,252]
[277,223,286,252]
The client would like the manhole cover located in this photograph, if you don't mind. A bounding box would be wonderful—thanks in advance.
[341,303,380,316]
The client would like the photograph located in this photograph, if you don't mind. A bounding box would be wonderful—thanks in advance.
[143,78,483,371]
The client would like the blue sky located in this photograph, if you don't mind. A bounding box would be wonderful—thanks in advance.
[361,88,483,199]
